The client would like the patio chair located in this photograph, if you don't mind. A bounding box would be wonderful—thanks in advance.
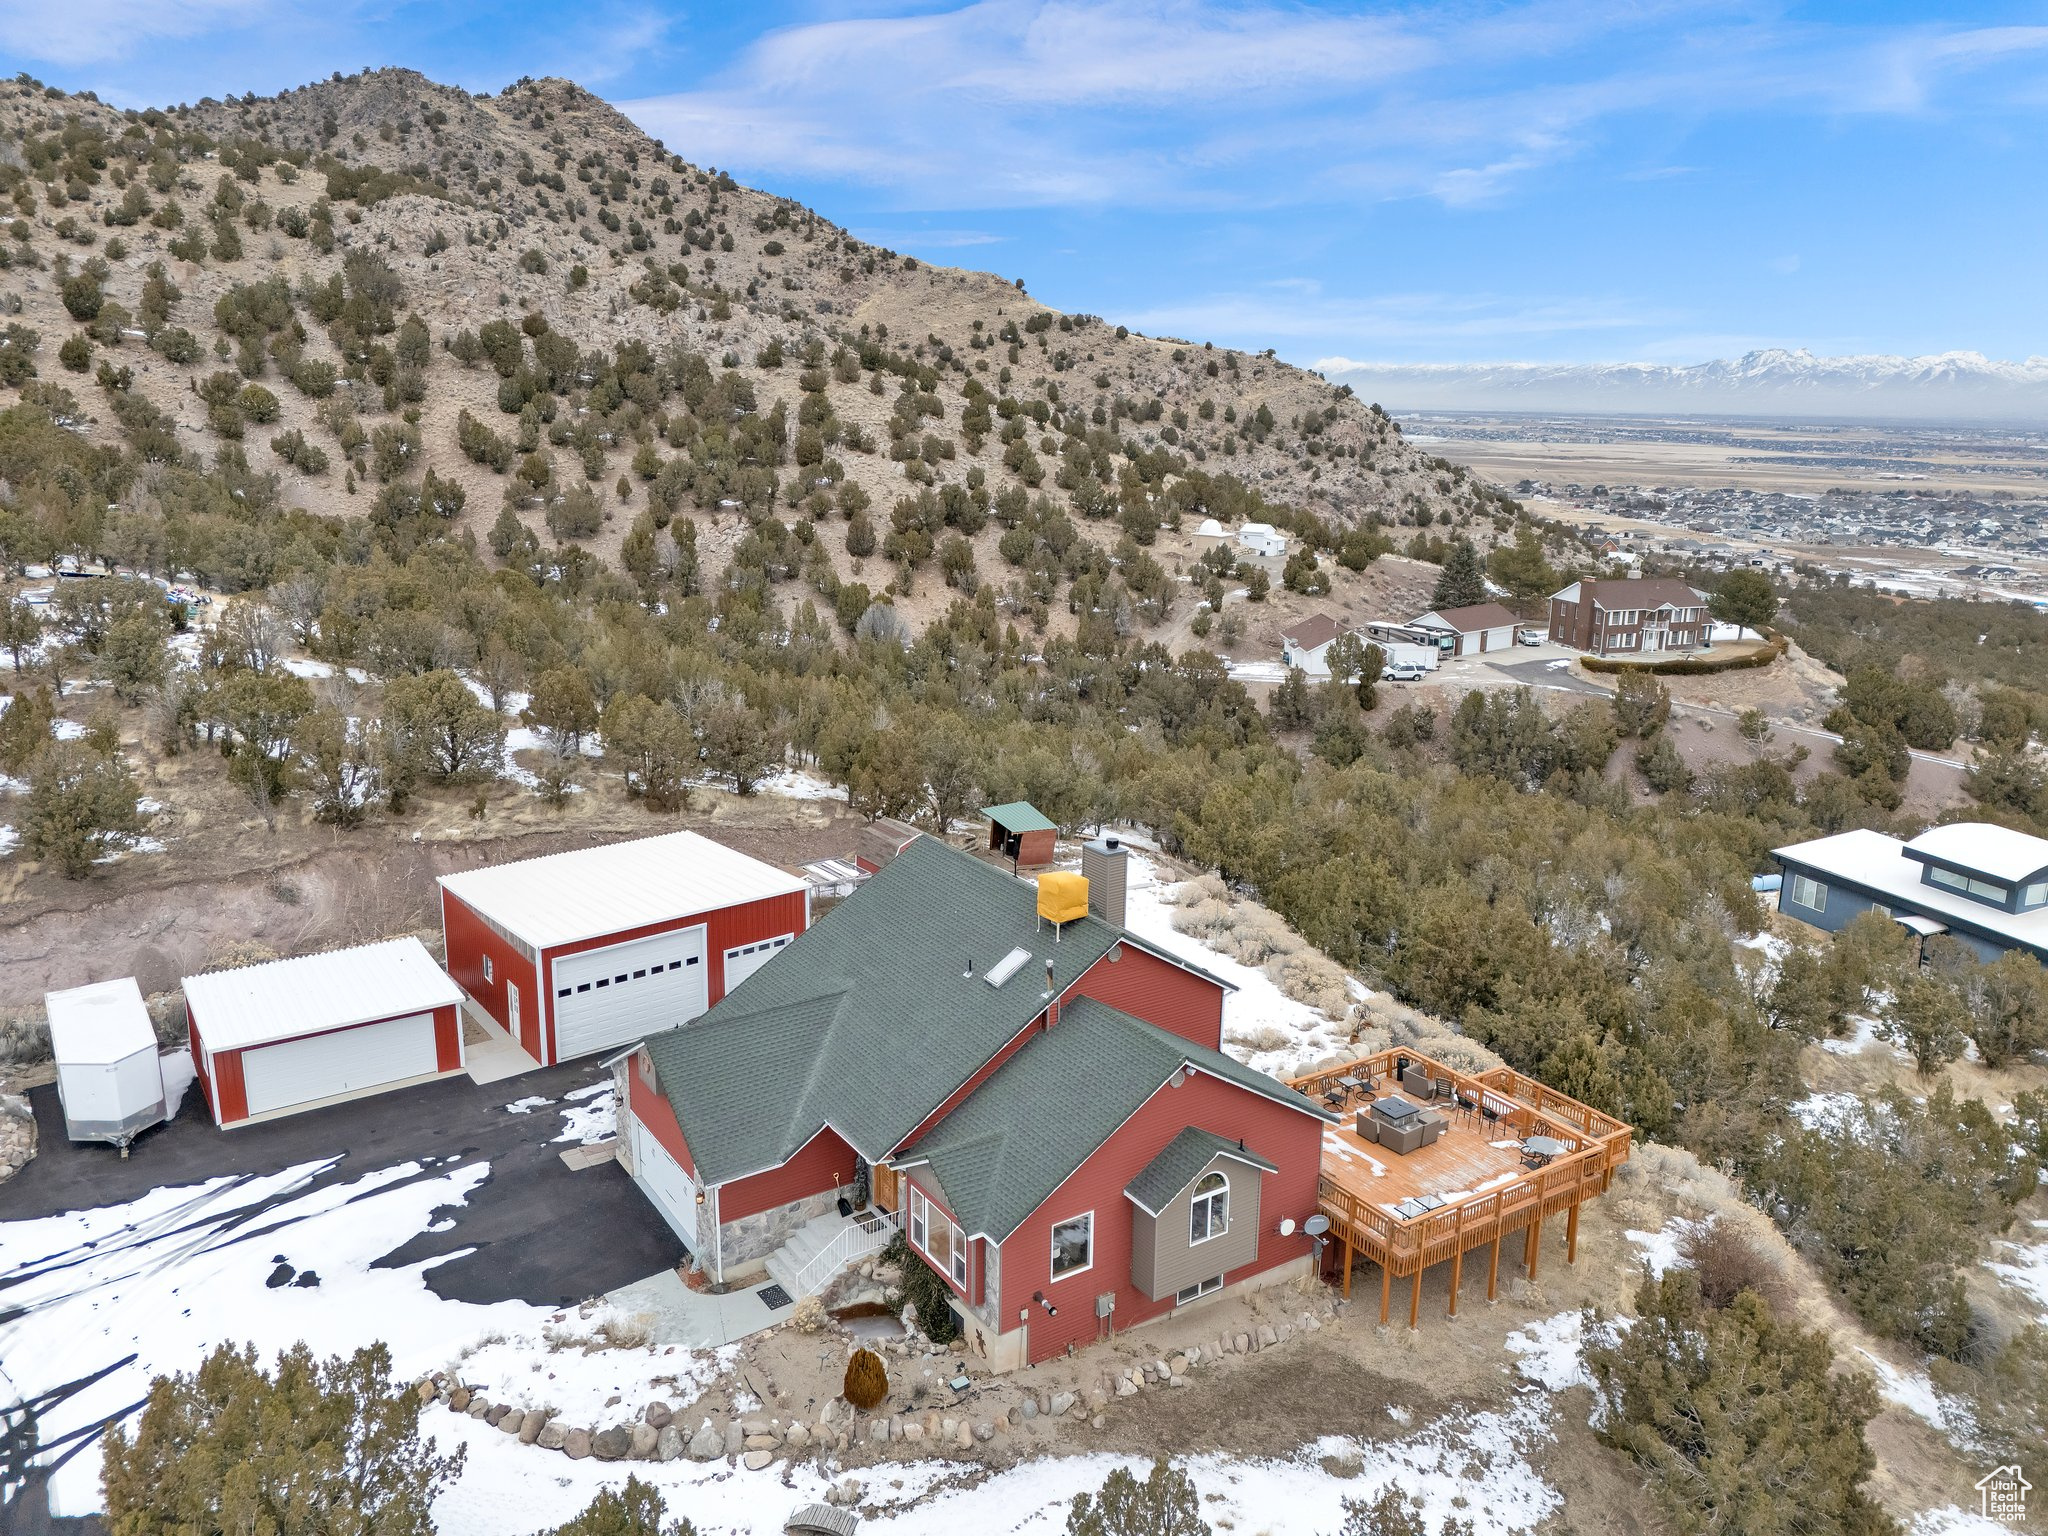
[1381,1121,1425,1156]
[1355,1112,1380,1144]
[1419,1115,1446,1146]
[1321,1085,1347,1111]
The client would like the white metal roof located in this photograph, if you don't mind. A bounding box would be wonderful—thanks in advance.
[1903,823,2048,885]
[45,977,156,1065]
[437,830,808,951]
[1774,830,2048,949]
[182,937,462,1053]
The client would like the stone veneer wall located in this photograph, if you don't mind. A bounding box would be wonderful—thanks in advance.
[719,1189,842,1276]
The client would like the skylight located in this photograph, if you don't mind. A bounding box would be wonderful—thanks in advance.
[984,946,1032,987]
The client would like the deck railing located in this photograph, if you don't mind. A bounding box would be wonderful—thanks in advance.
[794,1207,900,1300]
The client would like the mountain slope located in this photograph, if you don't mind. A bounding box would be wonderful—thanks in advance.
[0,69,1492,623]
[1317,348,2048,421]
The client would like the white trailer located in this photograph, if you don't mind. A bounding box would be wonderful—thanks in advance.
[47,977,165,1153]
[1362,623,1444,670]
[1375,641,1440,675]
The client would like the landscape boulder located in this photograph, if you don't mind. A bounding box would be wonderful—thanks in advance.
[563,1428,593,1460]
[591,1425,631,1461]
[536,1421,567,1451]
[687,1421,724,1461]
[643,1400,672,1428]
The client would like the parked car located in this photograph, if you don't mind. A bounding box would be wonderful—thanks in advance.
[1384,661,1430,682]
[1515,627,1544,646]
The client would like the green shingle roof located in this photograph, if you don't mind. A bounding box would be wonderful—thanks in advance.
[644,837,1122,1186]
[1125,1127,1279,1216]
[981,801,1058,834]
[894,996,1328,1242]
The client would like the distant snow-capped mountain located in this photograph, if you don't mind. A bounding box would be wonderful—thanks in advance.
[1313,349,2048,421]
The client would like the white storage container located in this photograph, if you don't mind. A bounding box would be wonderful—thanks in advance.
[46,977,165,1150]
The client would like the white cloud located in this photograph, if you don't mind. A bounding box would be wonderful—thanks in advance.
[0,0,278,67]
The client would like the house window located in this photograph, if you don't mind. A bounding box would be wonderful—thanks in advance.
[1051,1212,1093,1278]
[1928,865,2010,904]
[481,954,493,984]
[1175,1274,1223,1306]
[1789,873,1828,913]
[2024,881,2047,910]
[908,1185,968,1290]
[1190,1171,1228,1245]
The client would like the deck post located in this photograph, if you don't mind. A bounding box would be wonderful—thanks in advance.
[1379,1262,1391,1326]
[1487,1217,1502,1301]
[1448,1206,1465,1317]
[1525,1210,1544,1281]
[1342,1231,1354,1299]
[1409,1266,1422,1329]
[1566,1199,1581,1265]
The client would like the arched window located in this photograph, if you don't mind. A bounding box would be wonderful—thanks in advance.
[1190,1171,1228,1244]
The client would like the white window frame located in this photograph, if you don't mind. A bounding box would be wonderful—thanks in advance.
[2024,880,2047,909]
[481,953,494,984]
[1190,1171,1229,1246]
[908,1184,968,1290]
[1050,1210,1094,1279]
[1175,1274,1223,1306]
[1789,872,1827,913]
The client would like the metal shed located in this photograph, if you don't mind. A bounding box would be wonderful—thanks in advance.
[46,977,165,1151]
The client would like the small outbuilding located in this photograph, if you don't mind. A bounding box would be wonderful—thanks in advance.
[46,977,165,1150]
[183,938,465,1128]
[439,830,811,1067]
[982,802,1058,868]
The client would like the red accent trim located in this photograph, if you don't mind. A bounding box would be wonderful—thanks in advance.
[188,1009,216,1124]
[441,888,543,1062]
[433,1004,462,1073]
[206,1003,452,1126]
[1068,942,1226,1051]
[213,1039,247,1125]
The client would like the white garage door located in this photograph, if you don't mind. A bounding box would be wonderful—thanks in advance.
[633,1116,702,1253]
[723,933,794,992]
[241,1013,440,1117]
[552,926,708,1061]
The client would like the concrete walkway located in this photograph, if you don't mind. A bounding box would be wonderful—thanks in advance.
[462,1003,540,1086]
[603,1269,795,1349]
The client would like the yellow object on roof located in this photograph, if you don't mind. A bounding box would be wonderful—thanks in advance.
[1036,871,1089,927]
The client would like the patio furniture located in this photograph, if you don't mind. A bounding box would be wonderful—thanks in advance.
[1521,1149,1550,1171]
[1381,1120,1425,1156]
[1355,1111,1380,1144]
[1393,1198,1428,1219]
[1524,1134,1571,1159]
[1400,1064,1432,1096]
[1321,1085,1347,1111]
[1432,1075,1455,1101]
[1374,1094,1421,1124]
[1418,1113,1446,1147]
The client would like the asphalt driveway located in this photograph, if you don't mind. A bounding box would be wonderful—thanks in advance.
[0,1058,683,1310]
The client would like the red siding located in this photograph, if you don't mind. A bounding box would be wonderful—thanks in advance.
[997,1070,1324,1365]
[432,1004,462,1073]
[213,1039,247,1126]
[1069,943,1226,1051]
[535,889,810,1065]
[441,889,543,1062]
[187,1010,215,1123]
[718,1124,857,1222]
[629,1048,696,1177]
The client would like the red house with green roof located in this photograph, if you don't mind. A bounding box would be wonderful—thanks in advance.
[613,835,1332,1370]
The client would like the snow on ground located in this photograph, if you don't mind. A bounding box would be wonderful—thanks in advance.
[282,656,334,678]
[1223,660,1290,684]
[1624,1217,1692,1278]
[1734,929,1790,987]
[1982,1230,2048,1318]
[502,1094,554,1115]
[159,1049,196,1118]
[1121,853,1347,1077]
[1503,1310,1598,1393]
[0,824,17,858]
[452,1333,737,1432]
[553,1082,616,1145]
[1790,1091,1867,1132]
[1857,1350,1955,1431]
[1913,1507,2027,1536]
[0,1155,729,1519]
[755,767,849,802]
[499,724,592,793]
[433,1394,1567,1536]
[51,718,86,741]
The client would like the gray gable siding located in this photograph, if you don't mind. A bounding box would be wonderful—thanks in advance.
[1130,1152,1261,1302]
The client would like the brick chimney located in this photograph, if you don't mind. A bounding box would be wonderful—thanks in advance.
[1082,836,1129,928]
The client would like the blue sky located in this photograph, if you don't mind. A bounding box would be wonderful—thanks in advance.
[5,2,2047,369]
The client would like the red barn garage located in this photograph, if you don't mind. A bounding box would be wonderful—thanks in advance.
[438,830,810,1067]
[183,938,464,1128]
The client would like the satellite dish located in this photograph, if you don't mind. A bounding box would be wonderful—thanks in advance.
[1278,1217,1296,1237]
[1303,1214,1331,1237]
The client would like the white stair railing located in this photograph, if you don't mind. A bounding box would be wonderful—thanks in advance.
[793,1207,899,1299]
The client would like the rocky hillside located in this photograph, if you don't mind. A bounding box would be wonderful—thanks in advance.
[0,68,1505,627]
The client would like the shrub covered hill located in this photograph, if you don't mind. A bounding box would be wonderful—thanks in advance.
[0,68,1501,619]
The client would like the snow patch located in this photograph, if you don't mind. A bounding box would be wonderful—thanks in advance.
[159,1049,196,1118]
[1856,1350,1953,1430]
[553,1082,616,1145]
[1983,1236,2048,1319]
[1790,1091,1866,1132]
[1625,1217,1692,1278]
[1503,1310,1596,1393]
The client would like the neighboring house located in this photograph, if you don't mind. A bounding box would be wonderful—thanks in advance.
[1191,517,1229,553]
[182,939,465,1127]
[1279,613,1345,676]
[614,836,1332,1370]
[1236,522,1288,563]
[1408,602,1520,658]
[1547,577,1711,657]
[1774,822,2048,964]
[803,819,923,899]
[438,831,811,1068]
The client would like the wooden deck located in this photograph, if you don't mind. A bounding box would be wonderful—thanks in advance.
[1289,1050,1633,1327]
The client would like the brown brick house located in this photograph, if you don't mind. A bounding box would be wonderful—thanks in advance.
[1547,577,1710,657]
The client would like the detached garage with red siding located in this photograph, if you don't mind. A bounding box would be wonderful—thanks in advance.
[183,938,464,1128]
[437,830,810,1067]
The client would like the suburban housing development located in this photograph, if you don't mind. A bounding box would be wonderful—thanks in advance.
[1774,821,2048,963]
